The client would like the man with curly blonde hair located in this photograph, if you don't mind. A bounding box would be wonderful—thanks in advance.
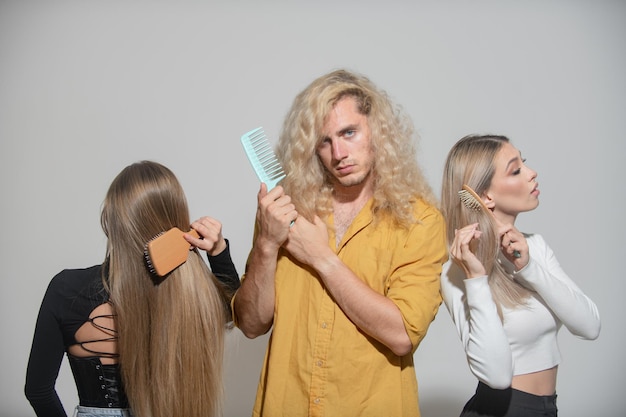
[233,69,447,417]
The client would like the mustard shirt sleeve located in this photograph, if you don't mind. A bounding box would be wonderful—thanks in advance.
[386,204,448,351]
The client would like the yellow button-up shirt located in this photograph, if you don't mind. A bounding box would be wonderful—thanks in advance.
[239,198,447,417]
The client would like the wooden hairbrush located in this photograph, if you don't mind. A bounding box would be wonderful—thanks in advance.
[144,227,200,276]
[458,184,521,258]
[458,184,490,212]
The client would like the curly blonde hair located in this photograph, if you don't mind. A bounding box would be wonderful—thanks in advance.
[276,69,436,227]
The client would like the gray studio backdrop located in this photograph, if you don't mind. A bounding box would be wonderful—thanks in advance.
[1,2,623,416]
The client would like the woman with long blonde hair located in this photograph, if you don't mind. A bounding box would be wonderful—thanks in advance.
[440,135,600,416]
[25,161,239,417]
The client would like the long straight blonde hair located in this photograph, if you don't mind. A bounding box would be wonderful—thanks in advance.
[100,161,228,417]
[441,135,530,311]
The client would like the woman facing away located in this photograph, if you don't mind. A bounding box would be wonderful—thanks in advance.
[440,135,600,417]
[25,160,240,417]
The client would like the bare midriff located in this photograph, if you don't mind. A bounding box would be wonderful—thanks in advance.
[512,366,557,396]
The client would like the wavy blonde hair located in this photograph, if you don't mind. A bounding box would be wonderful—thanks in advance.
[441,135,530,310]
[100,161,228,417]
[276,69,436,227]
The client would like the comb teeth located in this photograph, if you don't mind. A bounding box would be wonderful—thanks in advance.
[458,189,482,211]
[241,127,286,190]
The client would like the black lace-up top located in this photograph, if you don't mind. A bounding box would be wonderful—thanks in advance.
[24,265,126,415]
[25,242,240,417]
[67,300,128,410]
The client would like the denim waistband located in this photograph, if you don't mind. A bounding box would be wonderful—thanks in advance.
[73,405,134,417]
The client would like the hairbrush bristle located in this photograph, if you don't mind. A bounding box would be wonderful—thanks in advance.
[458,189,482,211]
[143,232,164,276]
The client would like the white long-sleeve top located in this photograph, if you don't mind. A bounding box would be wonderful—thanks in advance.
[440,233,601,389]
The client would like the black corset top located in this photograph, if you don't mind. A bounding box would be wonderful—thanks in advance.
[67,355,129,408]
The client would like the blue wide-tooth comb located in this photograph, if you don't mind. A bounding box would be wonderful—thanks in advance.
[240,127,286,190]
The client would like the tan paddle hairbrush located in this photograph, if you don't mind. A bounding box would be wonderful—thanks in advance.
[458,184,521,258]
[458,184,490,212]
[144,227,200,277]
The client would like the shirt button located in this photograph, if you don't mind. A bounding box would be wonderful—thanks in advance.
[321,322,327,329]
[316,360,323,367]
[314,398,321,404]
